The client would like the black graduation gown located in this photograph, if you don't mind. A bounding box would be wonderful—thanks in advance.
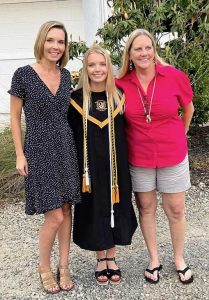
[68,88,137,251]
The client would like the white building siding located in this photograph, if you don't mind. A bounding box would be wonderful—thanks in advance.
[0,0,110,117]
[0,0,84,114]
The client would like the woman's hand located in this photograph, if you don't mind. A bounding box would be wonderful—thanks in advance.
[16,155,28,176]
[182,102,195,133]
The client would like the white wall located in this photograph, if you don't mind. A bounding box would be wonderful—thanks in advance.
[0,0,110,116]
[82,0,110,46]
[0,0,84,114]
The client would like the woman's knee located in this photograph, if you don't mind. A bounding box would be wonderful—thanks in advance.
[164,204,185,222]
[62,203,71,217]
[44,209,64,228]
[163,193,185,221]
[135,192,157,217]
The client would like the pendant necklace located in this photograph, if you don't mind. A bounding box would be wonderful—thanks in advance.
[137,76,156,123]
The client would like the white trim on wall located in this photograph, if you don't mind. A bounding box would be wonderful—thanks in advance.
[0,0,69,4]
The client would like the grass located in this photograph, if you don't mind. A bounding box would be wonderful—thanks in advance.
[0,128,16,173]
[0,128,24,198]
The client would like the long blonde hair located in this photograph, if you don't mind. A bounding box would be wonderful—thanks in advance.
[119,29,168,78]
[34,20,69,69]
[77,45,121,211]
[77,44,121,110]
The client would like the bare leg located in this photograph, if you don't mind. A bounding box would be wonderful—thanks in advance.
[135,191,160,281]
[162,192,192,281]
[39,208,64,292]
[57,204,72,267]
[106,247,120,281]
[106,247,116,267]
[39,208,64,268]
[57,203,73,290]
[95,250,108,282]
[96,250,107,270]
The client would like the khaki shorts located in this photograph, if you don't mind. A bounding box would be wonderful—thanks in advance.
[129,155,191,193]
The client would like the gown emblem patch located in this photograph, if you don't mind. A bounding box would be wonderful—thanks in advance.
[95,100,107,111]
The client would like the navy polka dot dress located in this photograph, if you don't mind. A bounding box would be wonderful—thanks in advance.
[8,65,81,215]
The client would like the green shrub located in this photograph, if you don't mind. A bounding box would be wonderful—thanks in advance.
[0,128,24,198]
[68,0,209,127]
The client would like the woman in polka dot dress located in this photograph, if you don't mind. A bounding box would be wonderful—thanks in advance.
[9,21,81,294]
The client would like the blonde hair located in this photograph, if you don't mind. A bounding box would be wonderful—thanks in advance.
[77,44,121,110]
[119,29,168,78]
[77,45,121,204]
[34,20,69,68]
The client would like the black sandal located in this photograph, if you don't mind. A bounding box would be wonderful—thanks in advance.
[106,257,121,285]
[95,258,109,286]
[177,266,193,284]
[145,264,162,284]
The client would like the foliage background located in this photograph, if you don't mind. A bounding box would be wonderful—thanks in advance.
[69,0,209,127]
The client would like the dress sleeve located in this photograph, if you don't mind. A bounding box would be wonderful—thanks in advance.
[8,67,26,100]
[176,70,193,107]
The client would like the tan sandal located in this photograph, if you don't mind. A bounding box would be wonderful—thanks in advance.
[57,266,74,291]
[38,266,60,294]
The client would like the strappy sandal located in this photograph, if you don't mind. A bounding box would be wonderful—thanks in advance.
[38,266,60,294]
[177,266,193,284]
[95,258,109,286]
[57,266,74,291]
[106,257,121,285]
[145,264,163,284]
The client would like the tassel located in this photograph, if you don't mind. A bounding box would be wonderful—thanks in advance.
[85,170,91,193]
[82,173,91,193]
[115,186,120,203]
[111,208,114,228]
[86,181,91,193]
[85,169,89,185]
[82,173,87,192]
[112,186,120,204]
[112,187,116,204]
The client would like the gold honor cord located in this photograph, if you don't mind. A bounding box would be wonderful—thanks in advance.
[82,98,91,193]
[109,98,119,204]
[70,93,123,221]
[107,93,120,228]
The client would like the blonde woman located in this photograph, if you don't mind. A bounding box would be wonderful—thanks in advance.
[116,29,194,284]
[68,45,137,285]
[9,21,80,293]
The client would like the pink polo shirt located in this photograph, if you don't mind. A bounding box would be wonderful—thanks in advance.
[115,64,193,168]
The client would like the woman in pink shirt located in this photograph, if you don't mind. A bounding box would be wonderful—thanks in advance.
[116,29,194,284]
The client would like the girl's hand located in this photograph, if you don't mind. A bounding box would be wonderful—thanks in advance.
[16,155,28,176]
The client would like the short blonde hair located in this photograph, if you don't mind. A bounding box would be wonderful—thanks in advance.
[77,44,121,109]
[34,20,69,68]
[119,29,167,78]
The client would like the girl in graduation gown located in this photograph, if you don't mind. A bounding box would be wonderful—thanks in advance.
[68,45,137,285]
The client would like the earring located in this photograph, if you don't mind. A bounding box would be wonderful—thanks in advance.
[153,57,156,64]
[129,60,134,70]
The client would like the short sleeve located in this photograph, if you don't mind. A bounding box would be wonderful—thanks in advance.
[176,70,193,107]
[8,67,26,100]
[115,78,124,91]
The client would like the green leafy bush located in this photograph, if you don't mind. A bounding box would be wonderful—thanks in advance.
[0,128,24,198]
[68,0,209,126]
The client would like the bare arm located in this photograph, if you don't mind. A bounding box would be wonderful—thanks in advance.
[10,95,28,176]
[182,102,195,134]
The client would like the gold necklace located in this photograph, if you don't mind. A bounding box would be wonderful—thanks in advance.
[137,76,156,123]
